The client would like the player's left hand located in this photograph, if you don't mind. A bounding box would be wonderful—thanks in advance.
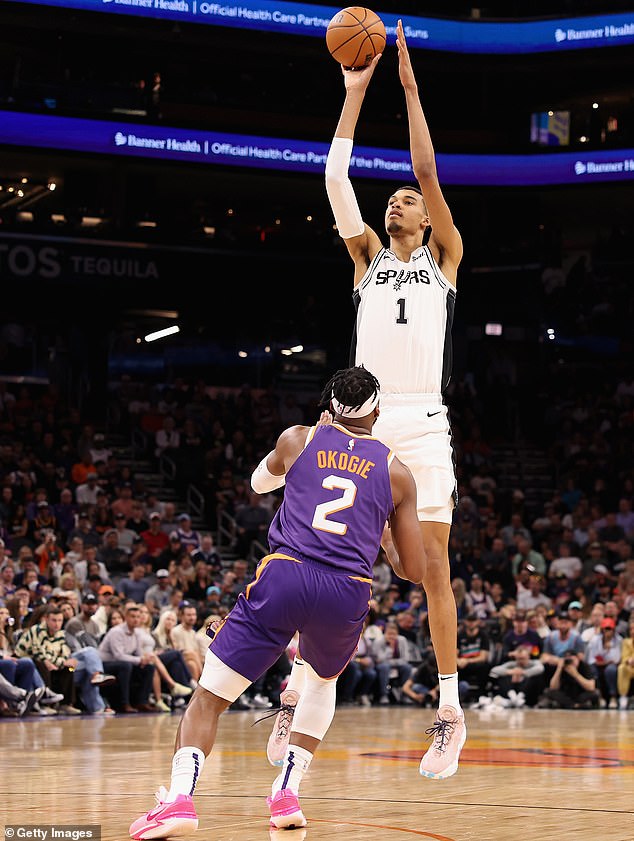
[317,410,333,426]
[396,19,416,90]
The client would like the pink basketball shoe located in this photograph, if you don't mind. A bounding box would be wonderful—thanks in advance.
[129,787,198,839]
[267,788,307,829]
[419,705,466,780]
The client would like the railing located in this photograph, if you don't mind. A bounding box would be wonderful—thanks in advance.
[217,508,237,550]
[131,426,148,459]
[248,538,268,567]
[158,453,177,485]
[186,483,205,525]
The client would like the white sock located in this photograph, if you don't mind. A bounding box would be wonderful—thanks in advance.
[285,657,306,696]
[438,673,461,711]
[272,745,313,796]
[166,746,205,801]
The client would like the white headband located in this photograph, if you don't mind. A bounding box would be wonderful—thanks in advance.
[331,391,379,419]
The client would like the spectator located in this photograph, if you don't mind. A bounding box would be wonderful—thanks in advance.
[126,501,150,536]
[451,577,472,620]
[118,561,152,603]
[548,541,583,582]
[64,593,102,646]
[136,603,193,712]
[142,491,166,521]
[157,532,185,570]
[67,511,101,550]
[75,472,100,508]
[97,603,157,713]
[540,609,586,684]
[88,433,112,466]
[585,617,623,708]
[537,650,599,710]
[144,568,173,618]
[186,561,213,605]
[174,513,201,553]
[500,609,543,661]
[0,603,61,711]
[529,605,551,640]
[6,503,30,554]
[511,537,546,577]
[75,545,110,588]
[112,511,137,556]
[111,483,136,522]
[14,604,81,714]
[96,528,129,576]
[338,619,378,705]
[61,600,116,715]
[140,513,170,565]
[617,616,634,710]
[233,491,271,558]
[401,648,439,708]
[371,549,393,598]
[228,559,250,599]
[154,415,180,460]
[190,533,222,575]
[170,601,205,682]
[500,512,531,552]
[369,622,412,705]
[0,672,45,717]
[489,645,545,707]
[466,573,496,622]
[480,536,514,597]
[566,599,586,633]
[71,452,96,487]
[92,588,120,638]
[159,501,180,536]
[456,614,492,702]
[517,573,552,612]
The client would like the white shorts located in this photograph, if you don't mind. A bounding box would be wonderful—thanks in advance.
[373,394,457,525]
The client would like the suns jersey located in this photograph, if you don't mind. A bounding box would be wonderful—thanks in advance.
[266,422,395,579]
[350,245,456,395]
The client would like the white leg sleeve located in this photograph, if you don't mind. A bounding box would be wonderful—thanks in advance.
[290,663,337,741]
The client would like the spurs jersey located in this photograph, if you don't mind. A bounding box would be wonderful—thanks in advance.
[266,422,395,579]
[351,246,456,395]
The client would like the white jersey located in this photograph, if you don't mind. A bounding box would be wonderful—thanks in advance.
[351,246,456,395]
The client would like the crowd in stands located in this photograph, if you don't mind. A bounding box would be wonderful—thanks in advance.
[0,357,632,716]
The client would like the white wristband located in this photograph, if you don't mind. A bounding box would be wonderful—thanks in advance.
[251,452,286,494]
[325,137,365,239]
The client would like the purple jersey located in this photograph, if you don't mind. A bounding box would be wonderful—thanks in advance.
[267,422,395,578]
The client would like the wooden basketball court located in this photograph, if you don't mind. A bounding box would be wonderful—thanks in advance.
[3,706,633,841]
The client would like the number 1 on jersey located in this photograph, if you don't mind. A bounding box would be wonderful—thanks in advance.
[396,298,407,324]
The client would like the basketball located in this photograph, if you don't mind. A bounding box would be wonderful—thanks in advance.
[326,7,386,69]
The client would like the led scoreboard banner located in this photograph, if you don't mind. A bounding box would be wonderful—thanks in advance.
[1,111,634,186]
[2,0,634,54]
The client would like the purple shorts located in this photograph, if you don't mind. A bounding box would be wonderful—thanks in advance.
[209,551,372,681]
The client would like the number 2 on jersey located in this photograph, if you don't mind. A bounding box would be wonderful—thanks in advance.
[312,475,357,535]
[396,298,407,324]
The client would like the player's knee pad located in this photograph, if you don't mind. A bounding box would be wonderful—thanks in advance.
[198,650,250,702]
[292,663,337,741]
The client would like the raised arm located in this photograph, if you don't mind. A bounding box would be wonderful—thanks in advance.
[250,425,310,494]
[325,57,384,284]
[396,19,463,283]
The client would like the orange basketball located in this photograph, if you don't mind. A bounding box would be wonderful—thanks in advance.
[326,6,386,69]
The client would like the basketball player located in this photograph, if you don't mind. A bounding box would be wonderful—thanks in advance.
[323,18,466,779]
[129,365,425,838]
